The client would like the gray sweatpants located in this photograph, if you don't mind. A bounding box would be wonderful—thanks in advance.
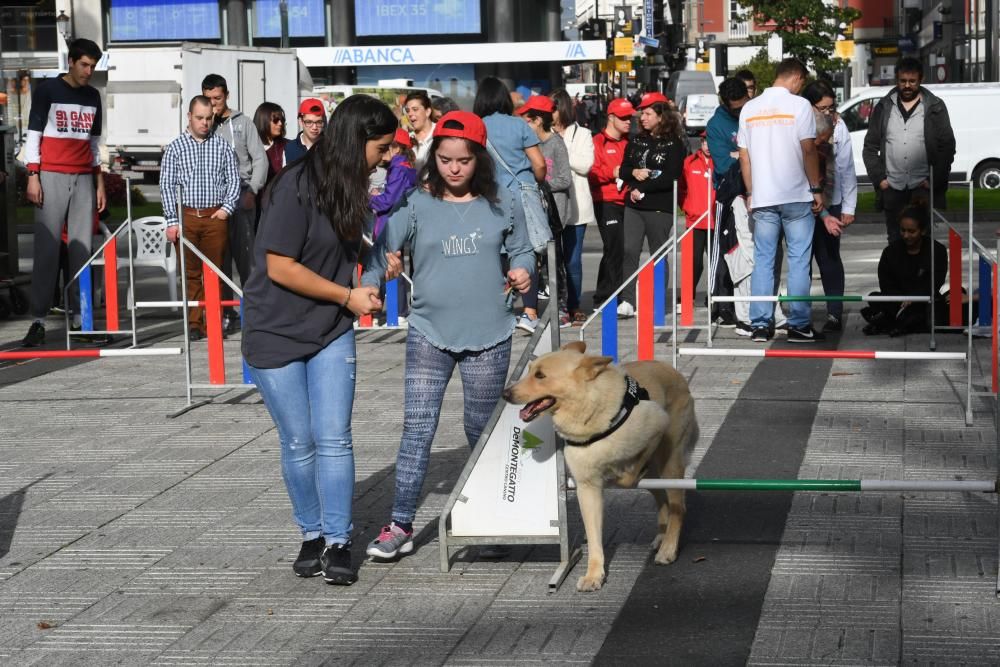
[30,171,95,319]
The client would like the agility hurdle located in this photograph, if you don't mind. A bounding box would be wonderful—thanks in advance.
[354,233,412,329]
[438,241,580,590]
[678,347,966,360]
[0,348,181,361]
[563,477,997,492]
[63,181,140,348]
[581,184,704,366]
[712,295,933,303]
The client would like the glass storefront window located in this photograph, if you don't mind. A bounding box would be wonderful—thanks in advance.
[0,0,58,52]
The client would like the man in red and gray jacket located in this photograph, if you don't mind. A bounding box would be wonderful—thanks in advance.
[22,38,106,347]
[588,98,634,312]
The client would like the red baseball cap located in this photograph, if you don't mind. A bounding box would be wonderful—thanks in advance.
[606,98,636,118]
[432,111,487,147]
[394,127,413,147]
[515,95,555,116]
[637,92,671,109]
[298,98,325,117]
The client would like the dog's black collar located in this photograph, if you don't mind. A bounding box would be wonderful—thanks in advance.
[562,375,650,447]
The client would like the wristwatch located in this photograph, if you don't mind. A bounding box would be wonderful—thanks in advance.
[809,186,823,194]
[27,170,39,177]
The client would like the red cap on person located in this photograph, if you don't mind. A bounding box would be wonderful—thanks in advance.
[298,98,325,116]
[515,95,555,116]
[432,111,487,147]
[637,92,671,109]
[394,127,413,147]
[606,98,636,118]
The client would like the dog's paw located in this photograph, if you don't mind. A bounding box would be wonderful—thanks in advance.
[653,548,678,565]
[650,534,663,550]
[576,573,605,592]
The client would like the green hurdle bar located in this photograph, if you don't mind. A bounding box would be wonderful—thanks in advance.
[631,479,997,492]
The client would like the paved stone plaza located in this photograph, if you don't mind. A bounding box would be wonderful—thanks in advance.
[1,218,999,665]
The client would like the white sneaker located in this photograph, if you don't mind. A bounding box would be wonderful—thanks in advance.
[616,301,635,319]
[516,314,538,333]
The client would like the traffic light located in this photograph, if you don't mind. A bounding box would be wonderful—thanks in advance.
[606,38,615,59]
[697,40,710,64]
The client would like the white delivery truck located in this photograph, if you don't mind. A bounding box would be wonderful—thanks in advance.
[838,82,1000,189]
[104,42,312,180]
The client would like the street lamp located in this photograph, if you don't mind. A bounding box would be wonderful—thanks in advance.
[56,10,71,43]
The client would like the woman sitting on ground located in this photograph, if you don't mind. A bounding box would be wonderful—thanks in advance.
[862,204,946,336]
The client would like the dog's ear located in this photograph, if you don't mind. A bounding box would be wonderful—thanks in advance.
[561,340,587,354]
[575,354,613,380]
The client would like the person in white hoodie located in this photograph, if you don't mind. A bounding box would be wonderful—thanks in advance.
[552,89,596,323]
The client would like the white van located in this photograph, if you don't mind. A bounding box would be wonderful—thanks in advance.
[311,84,443,117]
[682,93,719,135]
[838,82,1000,189]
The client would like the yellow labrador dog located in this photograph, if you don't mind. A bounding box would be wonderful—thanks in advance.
[503,341,698,592]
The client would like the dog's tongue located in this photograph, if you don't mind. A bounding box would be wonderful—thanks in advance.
[519,397,554,422]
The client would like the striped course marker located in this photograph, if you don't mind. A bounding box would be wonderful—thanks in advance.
[712,295,932,303]
[678,348,966,360]
[0,348,182,361]
[632,479,996,492]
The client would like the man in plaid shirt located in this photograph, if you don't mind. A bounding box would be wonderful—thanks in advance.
[160,95,240,340]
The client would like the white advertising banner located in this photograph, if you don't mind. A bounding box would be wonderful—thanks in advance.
[296,40,607,67]
[449,323,560,537]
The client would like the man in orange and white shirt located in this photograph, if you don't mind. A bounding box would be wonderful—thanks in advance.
[737,58,823,343]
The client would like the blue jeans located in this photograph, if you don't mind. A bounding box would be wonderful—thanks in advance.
[247,330,356,545]
[391,328,512,525]
[750,202,814,329]
[562,224,587,311]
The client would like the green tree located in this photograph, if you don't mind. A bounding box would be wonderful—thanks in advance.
[738,48,777,90]
[734,0,862,75]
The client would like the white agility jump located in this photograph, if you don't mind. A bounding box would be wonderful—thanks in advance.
[0,348,181,361]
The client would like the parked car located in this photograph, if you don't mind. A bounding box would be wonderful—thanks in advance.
[838,82,1000,189]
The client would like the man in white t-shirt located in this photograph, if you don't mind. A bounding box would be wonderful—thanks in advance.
[737,58,824,343]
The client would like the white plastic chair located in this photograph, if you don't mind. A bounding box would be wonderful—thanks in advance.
[93,215,177,311]
[126,216,178,310]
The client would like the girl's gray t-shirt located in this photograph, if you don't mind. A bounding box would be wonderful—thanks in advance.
[362,188,535,352]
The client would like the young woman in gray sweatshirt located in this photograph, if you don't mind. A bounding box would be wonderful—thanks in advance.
[361,112,535,560]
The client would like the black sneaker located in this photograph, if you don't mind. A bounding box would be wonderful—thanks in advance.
[734,321,753,337]
[751,326,770,342]
[188,329,205,342]
[822,315,842,333]
[787,325,825,343]
[22,322,45,347]
[321,542,357,585]
[223,310,241,336]
[715,311,737,328]
[293,537,325,577]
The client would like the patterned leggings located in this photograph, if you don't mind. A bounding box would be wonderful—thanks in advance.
[390,328,512,525]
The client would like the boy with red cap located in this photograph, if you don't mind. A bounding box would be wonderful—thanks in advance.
[588,97,634,312]
[284,98,327,164]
